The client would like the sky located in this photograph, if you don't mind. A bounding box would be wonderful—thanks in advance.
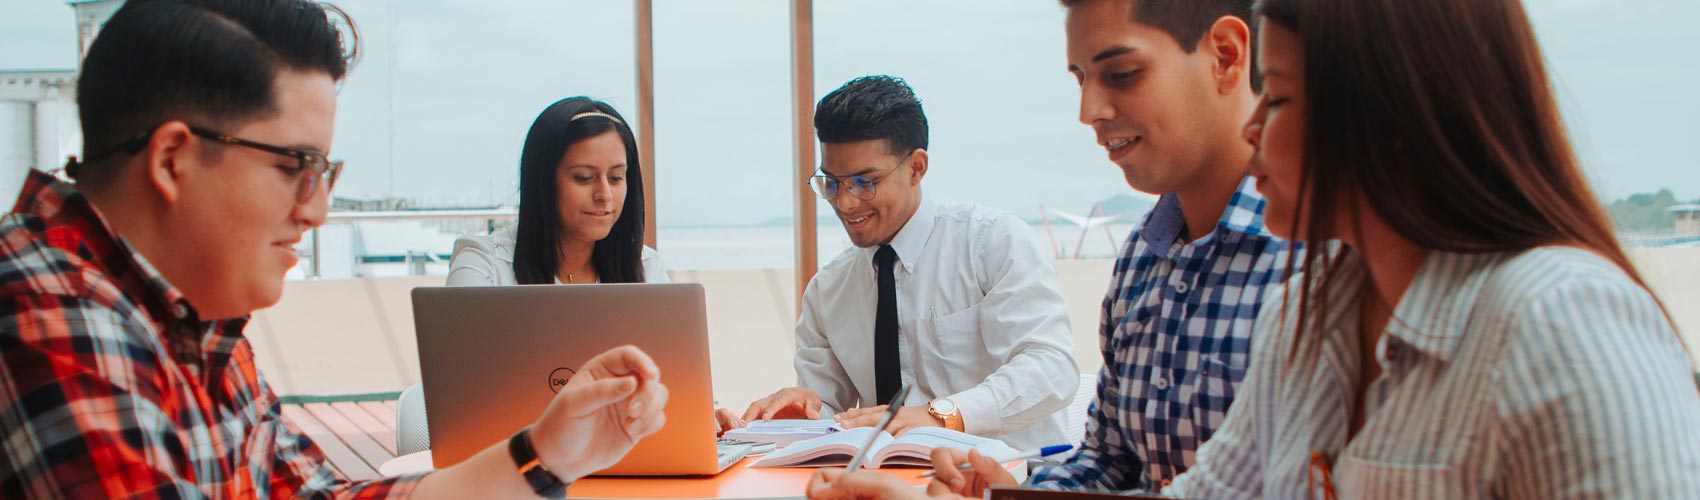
[3,0,1696,227]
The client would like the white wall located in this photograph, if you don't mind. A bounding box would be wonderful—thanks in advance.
[0,101,34,200]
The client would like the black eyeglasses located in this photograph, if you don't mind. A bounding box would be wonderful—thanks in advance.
[808,151,913,202]
[76,124,343,204]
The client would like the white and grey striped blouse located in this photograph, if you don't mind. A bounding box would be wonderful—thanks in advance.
[1165,246,1700,499]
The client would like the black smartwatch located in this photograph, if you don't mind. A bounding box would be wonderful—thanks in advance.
[508,426,568,499]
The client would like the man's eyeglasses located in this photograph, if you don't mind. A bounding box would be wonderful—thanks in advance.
[74,124,343,204]
[808,152,912,202]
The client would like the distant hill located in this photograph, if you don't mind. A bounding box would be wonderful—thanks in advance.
[1608,189,1694,232]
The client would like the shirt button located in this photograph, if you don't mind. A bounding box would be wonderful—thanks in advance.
[172,303,190,319]
[1173,281,1190,294]
[1153,377,1170,390]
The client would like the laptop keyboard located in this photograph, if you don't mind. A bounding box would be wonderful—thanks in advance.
[716,442,753,471]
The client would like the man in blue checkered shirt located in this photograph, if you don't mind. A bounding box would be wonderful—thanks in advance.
[1015,0,1299,493]
[800,1,1300,498]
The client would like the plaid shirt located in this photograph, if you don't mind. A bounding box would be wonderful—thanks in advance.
[1029,176,1298,492]
[0,171,420,498]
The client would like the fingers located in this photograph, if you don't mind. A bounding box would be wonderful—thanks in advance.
[834,406,881,422]
[715,407,746,434]
[760,396,792,420]
[741,396,769,422]
[964,449,1018,493]
[626,382,668,436]
[631,409,667,439]
[804,397,822,420]
[967,449,1001,474]
[564,376,638,417]
[835,405,889,428]
[744,388,821,422]
[928,447,971,493]
[584,345,661,381]
[807,468,846,500]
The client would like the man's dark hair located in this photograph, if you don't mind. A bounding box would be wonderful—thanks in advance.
[74,0,358,182]
[814,75,928,156]
[1061,0,1260,89]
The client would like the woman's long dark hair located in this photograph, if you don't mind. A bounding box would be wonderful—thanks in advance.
[1252,0,1677,356]
[512,97,646,285]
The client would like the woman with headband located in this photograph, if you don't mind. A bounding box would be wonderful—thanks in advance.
[448,97,667,286]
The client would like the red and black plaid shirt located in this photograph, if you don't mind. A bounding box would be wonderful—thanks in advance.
[0,171,421,498]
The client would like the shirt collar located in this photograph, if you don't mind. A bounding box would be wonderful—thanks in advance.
[15,170,215,337]
[1381,251,1502,362]
[884,192,937,274]
[1141,175,1272,258]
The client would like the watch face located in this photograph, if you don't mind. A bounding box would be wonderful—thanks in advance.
[931,399,956,414]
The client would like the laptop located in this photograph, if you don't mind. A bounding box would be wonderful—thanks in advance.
[411,283,749,475]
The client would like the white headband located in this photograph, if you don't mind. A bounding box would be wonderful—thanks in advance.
[569,111,624,124]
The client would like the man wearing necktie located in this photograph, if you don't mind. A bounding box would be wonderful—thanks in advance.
[741,76,1080,451]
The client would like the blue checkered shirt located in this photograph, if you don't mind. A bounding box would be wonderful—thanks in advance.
[1028,176,1298,492]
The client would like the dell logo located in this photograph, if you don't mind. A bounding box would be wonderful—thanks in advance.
[548,367,576,394]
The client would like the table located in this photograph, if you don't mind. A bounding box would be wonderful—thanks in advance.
[378,451,994,499]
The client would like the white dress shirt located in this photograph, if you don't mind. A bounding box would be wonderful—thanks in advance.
[1165,247,1700,498]
[794,194,1079,450]
[445,225,669,286]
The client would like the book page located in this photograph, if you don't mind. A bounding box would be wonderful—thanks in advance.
[872,428,1018,468]
[722,419,844,446]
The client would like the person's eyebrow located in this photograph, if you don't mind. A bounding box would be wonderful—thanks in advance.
[1067,45,1138,73]
[831,167,879,178]
[1092,45,1137,63]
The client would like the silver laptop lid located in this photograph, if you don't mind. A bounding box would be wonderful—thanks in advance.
[412,283,719,475]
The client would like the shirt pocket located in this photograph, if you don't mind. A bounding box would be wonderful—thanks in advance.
[1333,456,1468,500]
[1185,354,1247,438]
[916,303,988,376]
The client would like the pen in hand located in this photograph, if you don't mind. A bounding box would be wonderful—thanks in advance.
[918,444,1075,478]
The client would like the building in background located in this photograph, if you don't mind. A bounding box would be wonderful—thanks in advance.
[0,1,120,200]
[1671,204,1700,236]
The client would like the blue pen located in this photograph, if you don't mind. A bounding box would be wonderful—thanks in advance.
[918,444,1075,478]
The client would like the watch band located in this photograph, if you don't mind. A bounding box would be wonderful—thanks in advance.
[509,426,568,499]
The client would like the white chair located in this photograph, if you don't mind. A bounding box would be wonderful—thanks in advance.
[396,383,430,455]
[1064,373,1098,449]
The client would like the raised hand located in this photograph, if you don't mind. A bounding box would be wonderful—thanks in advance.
[529,345,669,480]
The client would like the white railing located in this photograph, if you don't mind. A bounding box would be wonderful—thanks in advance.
[308,208,516,278]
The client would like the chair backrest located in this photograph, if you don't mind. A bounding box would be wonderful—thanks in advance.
[1065,372,1098,448]
[396,383,430,455]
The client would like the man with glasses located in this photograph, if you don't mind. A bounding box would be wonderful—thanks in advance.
[0,1,666,498]
[740,76,1079,451]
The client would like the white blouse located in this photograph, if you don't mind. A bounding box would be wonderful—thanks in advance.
[445,225,670,286]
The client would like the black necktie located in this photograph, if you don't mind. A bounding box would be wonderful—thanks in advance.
[873,245,900,404]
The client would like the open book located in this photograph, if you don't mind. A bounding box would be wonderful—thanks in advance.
[748,427,1017,469]
[721,419,845,447]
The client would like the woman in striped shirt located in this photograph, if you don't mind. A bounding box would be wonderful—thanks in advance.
[1168,0,1700,497]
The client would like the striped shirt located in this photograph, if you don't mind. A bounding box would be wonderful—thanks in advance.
[1167,247,1700,499]
[0,171,420,498]
[1030,176,1298,491]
